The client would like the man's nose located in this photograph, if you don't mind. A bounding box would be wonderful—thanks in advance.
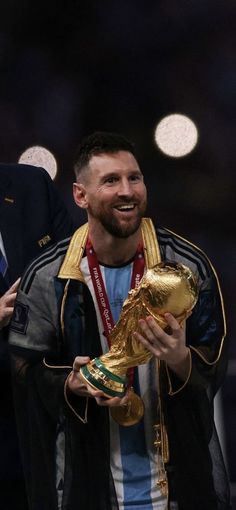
[117,179,133,197]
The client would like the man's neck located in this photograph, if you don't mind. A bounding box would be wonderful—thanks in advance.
[88,225,142,266]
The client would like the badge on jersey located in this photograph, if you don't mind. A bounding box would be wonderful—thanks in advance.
[10,302,29,335]
[38,234,51,248]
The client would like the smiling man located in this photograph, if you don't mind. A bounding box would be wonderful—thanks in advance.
[73,147,147,261]
[9,132,230,510]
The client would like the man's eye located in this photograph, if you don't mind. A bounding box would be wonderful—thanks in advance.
[105,177,117,184]
[130,174,141,181]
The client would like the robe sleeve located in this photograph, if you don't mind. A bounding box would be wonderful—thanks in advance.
[165,263,227,397]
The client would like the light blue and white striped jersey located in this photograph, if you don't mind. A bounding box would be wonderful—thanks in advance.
[81,257,167,510]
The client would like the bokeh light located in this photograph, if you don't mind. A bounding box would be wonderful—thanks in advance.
[154,114,198,157]
[18,146,58,180]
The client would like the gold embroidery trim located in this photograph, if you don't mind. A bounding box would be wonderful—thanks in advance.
[165,227,226,366]
[43,358,72,370]
[165,347,192,396]
[60,279,70,338]
[58,218,161,281]
[64,373,89,424]
[154,359,169,499]
[42,360,89,424]
[58,223,89,281]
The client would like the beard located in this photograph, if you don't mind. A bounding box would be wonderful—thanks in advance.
[88,200,147,238]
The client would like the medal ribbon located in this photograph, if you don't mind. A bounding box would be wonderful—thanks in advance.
[86,238,145,386]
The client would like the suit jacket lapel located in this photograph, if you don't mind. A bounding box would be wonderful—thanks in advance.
[0,172,23,284]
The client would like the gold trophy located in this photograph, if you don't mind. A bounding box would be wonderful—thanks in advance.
[80,261,198,424]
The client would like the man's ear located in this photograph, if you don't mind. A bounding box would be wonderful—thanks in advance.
[73,182,88,209]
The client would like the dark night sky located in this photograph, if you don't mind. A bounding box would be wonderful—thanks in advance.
[1,0,236,500]
[0,1,235,232]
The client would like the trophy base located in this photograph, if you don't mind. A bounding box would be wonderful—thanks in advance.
[80,357,128,398]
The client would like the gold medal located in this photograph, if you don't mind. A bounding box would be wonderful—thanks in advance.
[110,389,144,426]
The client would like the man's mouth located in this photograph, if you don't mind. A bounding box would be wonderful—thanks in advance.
[115,204,136,212]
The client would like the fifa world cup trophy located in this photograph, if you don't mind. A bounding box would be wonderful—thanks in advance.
[80,261,198,405]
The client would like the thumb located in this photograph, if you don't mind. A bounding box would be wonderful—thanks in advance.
[73,356,90,371]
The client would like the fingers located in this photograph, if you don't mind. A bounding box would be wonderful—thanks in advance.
[4,292,17,307]
[138,314,181,342]
[137,317,167,347]
[79,379,125,407]
[70,356,129,408]
[0,289,18,306]
[72,357,115,403]
[2,306,14,317]
[95,394,127,407]
[0,287,17,325]
[69,357,113,403]
[1,278,20,310]
[67,356,91,396]
[164,313,182,333]
[133,330,163,357]
[133,313,186,363]
[73,356,90,371]
[6,278,21,295]
[67,368,91,397]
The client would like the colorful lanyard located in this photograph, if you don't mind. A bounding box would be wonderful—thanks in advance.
[86,238,145,386]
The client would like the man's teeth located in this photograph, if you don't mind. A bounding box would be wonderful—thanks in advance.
[116,204,135,210]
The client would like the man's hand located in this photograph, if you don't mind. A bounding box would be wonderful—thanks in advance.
[0,278,21,329]
[67,356,128,407]
[133,313,190,381]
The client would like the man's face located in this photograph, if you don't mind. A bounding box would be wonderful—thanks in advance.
[75,151,147,238]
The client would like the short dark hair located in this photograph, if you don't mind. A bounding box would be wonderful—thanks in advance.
[73,131,136,178]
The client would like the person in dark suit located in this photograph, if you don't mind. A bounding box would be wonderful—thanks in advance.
[0,163,74,509]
